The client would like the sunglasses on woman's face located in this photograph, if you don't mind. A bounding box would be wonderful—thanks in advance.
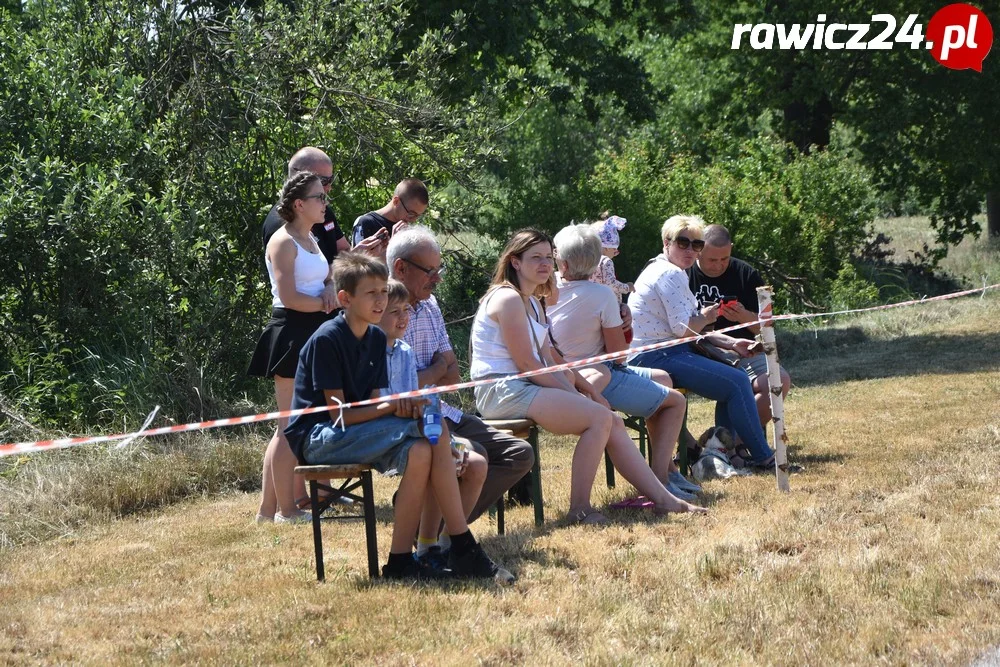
[672,236,705,252]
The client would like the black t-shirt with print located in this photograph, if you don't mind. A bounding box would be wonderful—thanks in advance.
[687,257,765,340]
[351,211,394,246]
[284,314,388,463]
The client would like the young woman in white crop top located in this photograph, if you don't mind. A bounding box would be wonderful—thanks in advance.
[248,171,339,523]
[471,229,706,525]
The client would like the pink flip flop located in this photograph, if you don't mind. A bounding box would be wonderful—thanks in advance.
[609,496,655,510]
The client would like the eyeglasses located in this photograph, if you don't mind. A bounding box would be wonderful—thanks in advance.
[303,193,328,203]
[399,197,424,220]
[402,257,446,279]
[672,236,705,252]
[317,175,334,187]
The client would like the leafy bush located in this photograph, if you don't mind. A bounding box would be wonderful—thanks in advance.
[580,136,881,312]
[0,0,502,430]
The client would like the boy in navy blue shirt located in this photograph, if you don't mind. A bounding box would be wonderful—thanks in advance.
[285,253,512,583]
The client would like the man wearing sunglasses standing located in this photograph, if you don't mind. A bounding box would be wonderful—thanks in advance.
[351,178,429,260]
[687,224,791,427]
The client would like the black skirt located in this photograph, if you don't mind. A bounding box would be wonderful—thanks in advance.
[247,307,334,379]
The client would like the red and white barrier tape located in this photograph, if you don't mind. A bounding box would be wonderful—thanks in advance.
[2,282,996,458]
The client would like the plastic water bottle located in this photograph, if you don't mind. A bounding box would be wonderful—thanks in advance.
[422,386,443,445]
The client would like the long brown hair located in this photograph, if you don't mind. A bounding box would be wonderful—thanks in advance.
[485,228,555,301]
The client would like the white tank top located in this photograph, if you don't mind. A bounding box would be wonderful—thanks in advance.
[266,233,329,308]
[470,287,548,379]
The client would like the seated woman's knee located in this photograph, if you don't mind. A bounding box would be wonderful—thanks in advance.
[589,407,614,433]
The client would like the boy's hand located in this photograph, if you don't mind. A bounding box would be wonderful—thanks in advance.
[393,397,422,419]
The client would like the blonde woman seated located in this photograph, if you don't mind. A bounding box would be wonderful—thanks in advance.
[548,223,702,500]
[470,229,707,524]
[628,215,775,468]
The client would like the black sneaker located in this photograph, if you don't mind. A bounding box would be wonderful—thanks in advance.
[381,554,452,580]
[448,543,515,585]
[414,545,450,572]
[506,476,534,506]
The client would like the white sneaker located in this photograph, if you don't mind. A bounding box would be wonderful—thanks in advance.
[254,513,274,524]
[275,510,312,524]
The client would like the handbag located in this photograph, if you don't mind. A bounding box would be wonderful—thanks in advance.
[689,340,741,367]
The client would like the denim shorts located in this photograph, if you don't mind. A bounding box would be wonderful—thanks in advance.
[474,374,541,421]
[601,363,669,419]
[738,352,768,382]
[303,415,424,476]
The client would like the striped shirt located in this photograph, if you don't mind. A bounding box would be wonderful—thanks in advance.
[402,295,464,423]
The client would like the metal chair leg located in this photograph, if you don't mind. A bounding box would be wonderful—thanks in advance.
[361,471,379,578]
[309,480,325,582]
[529,427,544,527]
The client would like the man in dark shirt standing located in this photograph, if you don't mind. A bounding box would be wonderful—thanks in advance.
[351,179,429,260]
[687,224,791,427]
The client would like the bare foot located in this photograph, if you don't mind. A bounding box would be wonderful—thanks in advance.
[653,494,708,515]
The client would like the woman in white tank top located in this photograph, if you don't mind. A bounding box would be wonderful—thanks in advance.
[471,229,707,525]
[248,172,337,523]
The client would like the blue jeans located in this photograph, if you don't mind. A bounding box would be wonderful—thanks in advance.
[630,346,774,463]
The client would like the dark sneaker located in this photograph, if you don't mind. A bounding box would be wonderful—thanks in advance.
[382,554,452,580]
[414,545,450,572]
[506,476,534,506]
[448,543,515,585]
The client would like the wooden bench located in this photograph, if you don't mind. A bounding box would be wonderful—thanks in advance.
[294,464,378,581]
[294,459,511,581]
[480,418,544,527]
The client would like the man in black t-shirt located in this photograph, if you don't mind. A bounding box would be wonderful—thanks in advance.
[687,224,791,427]
[351,179,429,260]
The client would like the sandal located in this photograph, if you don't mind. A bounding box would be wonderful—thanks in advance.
[567,507,610,525]
[296,489,350,510]
[609,496,655,510]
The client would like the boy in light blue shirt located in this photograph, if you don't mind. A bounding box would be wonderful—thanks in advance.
[378,280,487,568]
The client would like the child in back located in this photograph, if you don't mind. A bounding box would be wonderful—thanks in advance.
[377,280,488,569]
[590,215,633,299]
[284,253,512,582]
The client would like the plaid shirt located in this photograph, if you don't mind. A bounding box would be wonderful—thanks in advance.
[403,295,464,423]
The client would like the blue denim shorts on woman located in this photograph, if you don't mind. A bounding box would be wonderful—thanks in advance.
[600,363,670,419]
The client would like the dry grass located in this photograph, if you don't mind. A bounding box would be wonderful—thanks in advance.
[2,289,999,665]
[2,217,999,664]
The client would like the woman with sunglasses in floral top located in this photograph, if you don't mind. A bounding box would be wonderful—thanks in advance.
[628,215,775,469]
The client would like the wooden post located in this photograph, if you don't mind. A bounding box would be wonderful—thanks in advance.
[756,286,790,492]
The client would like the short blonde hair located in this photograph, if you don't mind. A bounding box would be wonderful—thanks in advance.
[553,223,602,280]
[661,215,706,245]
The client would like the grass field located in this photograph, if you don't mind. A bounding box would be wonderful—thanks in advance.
[1,218,999,665]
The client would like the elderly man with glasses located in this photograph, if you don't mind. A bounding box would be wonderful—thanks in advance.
[385,225,535,568]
